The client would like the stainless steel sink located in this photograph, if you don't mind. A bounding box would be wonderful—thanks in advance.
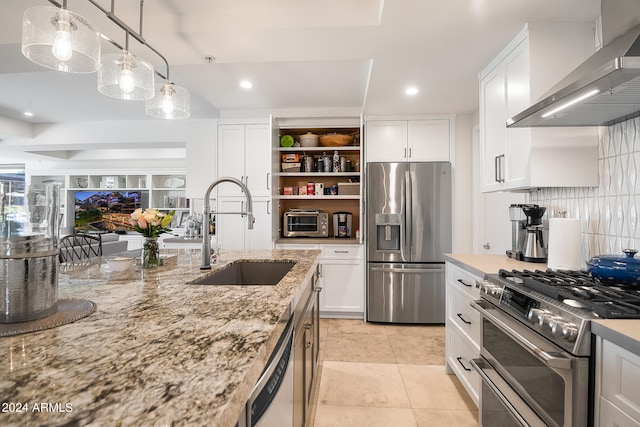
[190,261,296,286]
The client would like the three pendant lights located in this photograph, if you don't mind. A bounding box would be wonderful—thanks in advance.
[21,1,190,119]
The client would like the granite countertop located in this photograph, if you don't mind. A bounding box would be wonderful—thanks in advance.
[0,249,320,427]
[444,253,548,278]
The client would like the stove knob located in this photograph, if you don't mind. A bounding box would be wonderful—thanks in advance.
[489,286,503,298]
[559,322,578,342]
[527,308,548,324]
[540,313,558,330]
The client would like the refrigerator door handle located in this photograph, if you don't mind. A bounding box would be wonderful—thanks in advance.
[370,266,445,273]
[404,170,413,259]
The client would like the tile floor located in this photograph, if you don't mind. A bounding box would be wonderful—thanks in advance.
[312,319,478,427]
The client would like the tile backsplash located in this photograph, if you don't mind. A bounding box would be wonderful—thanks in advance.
[530,116,640,262]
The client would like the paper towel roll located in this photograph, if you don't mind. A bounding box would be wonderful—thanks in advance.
[547,218,583,270]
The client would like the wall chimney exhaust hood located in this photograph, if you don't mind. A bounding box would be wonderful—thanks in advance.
[507,23,640,128]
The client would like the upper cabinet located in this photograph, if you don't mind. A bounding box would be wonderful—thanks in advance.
[217,123,271,198]
[479,23,599,192]
[365,118,453,163]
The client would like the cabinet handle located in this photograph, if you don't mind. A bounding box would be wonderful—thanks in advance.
[404,147,407,158]
[457,313,472,325]
[245,175,249,189]
[266,173,270,190]
[333,250,349,254]
[456,356,472,372]
[457,278,472,287]
[408,147,412,158]
[266,200,270,215]
[494,155,500,183]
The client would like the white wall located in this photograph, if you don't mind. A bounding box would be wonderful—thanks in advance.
[452,114,473,253]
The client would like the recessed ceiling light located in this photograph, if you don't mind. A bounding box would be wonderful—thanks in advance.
[405,86,419,96]
[24,111,34,117]
[240,80,253,89]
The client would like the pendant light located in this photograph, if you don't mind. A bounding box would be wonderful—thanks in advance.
[146,80,190,120]
[21,2,101,73]
[97,32,154,101]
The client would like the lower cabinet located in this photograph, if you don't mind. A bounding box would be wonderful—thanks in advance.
[444,261,481,407]
[594,336,640,427]
[293,266,321,427]
[275,243,365,318]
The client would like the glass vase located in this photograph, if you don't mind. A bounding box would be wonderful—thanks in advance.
[142,237,160,269]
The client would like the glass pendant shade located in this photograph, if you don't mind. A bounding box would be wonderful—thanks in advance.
[97,52,155,100]
[21,6,101,74]
[145,82,190,119]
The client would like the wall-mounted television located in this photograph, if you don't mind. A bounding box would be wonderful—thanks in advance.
[74,191,144,232]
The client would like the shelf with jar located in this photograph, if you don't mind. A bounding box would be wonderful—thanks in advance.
[273,119,363,243]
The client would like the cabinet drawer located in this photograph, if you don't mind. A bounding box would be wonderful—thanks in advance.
[447,285,481,347]
[445,262,480,299]
[446,327,480,407]
[600,339,640,421]
[599,396,640,427]
[322,245,363,259]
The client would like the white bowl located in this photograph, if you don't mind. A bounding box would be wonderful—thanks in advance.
[108,257,134,272]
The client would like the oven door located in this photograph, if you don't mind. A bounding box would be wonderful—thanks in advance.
[471,299,589,427]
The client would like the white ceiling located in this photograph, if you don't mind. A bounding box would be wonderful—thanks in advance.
[0,0,601,128]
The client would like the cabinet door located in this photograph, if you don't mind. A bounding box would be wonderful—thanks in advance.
[217,125,246,197]
[244,124,271,197]
[504,41,531,188]
[217,198,272,250]
[244,198,272,250]
[216,199,244,250]
[365,121,407,163]
[408,119,450,161]
[480,66,507,192]
[319,260,364,314]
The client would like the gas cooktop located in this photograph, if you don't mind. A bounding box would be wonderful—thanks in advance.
[498,269,640,319]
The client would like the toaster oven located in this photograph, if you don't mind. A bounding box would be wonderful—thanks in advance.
[283,209,329,237]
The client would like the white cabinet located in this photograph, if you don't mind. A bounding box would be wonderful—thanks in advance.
[218,123,271,197]
[275,242,365,318]
[594,336,640,427]
[216,198,272,250]
[445,261,481,407]
[479,23,599,192]
[319,245,364,317]
[365,118,452,163]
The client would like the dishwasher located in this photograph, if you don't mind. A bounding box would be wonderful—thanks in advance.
[241,316,294,427]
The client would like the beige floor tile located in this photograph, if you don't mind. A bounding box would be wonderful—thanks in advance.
[325,318,388,336]
[315,404,418,427]
[390,335,445,365]
[398,365,476,411]
[324,332,396,363]
[413,409,478,427]
[318,361,411,408]
[385,324,446,338]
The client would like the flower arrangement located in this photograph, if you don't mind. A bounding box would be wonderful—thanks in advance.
[130,208,175,238]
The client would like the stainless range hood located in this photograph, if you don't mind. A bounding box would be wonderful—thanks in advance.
[507,23,640,128]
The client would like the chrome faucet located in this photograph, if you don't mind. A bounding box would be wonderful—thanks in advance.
[200,176,254,270]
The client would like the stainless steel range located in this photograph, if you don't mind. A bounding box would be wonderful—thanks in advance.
[471,269,640,427]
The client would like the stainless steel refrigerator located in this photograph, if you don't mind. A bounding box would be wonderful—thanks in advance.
[366,162,452,324]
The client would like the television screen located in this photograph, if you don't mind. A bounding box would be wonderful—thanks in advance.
[74,191,142,232]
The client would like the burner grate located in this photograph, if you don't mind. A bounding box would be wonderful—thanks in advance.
[498,268,640,319]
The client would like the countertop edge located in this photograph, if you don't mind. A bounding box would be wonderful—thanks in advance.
[444,255,487,279]
[592,320,640,356]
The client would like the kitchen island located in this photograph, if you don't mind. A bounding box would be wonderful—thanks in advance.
[0,249,320,427]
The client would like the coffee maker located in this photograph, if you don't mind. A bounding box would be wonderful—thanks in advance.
[506,204,532,260]
[333,211,353,238]
[522,205,547,263]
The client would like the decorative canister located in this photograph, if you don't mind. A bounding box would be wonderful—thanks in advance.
[0,183,60,323]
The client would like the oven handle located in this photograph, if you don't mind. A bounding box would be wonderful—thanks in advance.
[470,358,530,427]
[471,358,549,427]
[470,300,571,370]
